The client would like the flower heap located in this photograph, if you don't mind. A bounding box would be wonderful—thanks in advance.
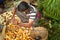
[4,23,32,40]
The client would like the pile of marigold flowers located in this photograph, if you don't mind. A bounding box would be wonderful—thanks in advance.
[4,23,33,40]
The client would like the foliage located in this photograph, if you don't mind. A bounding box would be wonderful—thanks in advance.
[37,0,60,21]
[37,0,60,40]
[38,18,60,40]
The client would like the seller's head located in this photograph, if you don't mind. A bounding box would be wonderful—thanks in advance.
[17,1,30,13]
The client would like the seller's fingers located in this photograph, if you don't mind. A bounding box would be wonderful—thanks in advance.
[11,7,16,14]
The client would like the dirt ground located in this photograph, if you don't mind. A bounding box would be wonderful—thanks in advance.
[4,0,20,11]
[0,33,4,40]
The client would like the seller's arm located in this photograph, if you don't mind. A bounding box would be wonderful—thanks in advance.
[19,12,36,28]
[20,19,34,28]
[11,7,16,15]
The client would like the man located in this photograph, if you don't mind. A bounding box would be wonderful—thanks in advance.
[13,1,39,27]
[11,1,48,40]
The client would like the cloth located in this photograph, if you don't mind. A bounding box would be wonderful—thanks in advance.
[29,4,37,20]
[29,4,38,27]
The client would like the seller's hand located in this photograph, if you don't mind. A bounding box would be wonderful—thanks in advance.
[18,22,22,26]
[11,17,18,25]
[11,7,16,15]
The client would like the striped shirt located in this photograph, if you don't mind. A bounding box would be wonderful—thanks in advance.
[28,5,38,26]
[29,4,37,20]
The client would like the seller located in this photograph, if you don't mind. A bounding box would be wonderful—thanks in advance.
[12,1,41,27]
[11,1,48,40]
